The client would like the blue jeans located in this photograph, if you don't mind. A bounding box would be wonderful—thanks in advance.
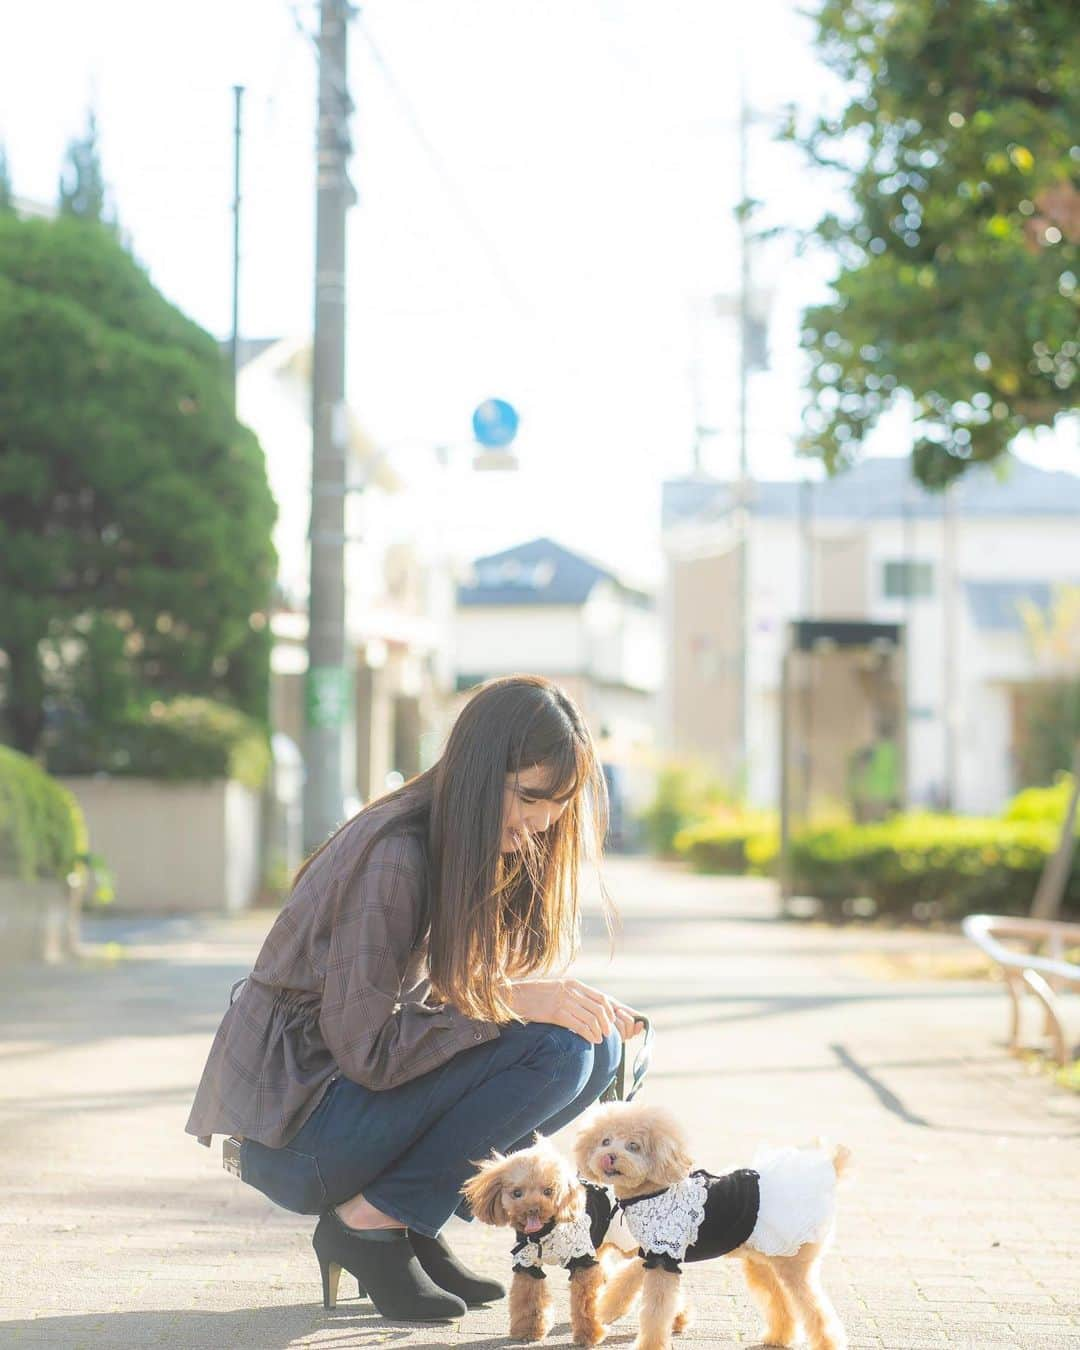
[240,1022,622,1236]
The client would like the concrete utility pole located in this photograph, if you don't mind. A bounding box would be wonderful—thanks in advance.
[304,0,355,851]
[230,85,244,405]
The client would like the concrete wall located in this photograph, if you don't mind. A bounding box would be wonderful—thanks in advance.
[58,778,262,912]
[0,878,78,965]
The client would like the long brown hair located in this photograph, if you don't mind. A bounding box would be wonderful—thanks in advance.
[294,674,612,1023]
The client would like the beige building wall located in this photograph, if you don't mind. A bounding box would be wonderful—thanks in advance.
[667,548,741,784]
[813,533,869,617]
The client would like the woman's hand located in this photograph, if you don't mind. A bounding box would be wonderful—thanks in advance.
[507,978,645,1045]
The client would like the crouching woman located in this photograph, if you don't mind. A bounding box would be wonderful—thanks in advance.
[186,675,641,1323]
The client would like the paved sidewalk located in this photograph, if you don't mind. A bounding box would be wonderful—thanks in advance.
[0,858,1077,1349]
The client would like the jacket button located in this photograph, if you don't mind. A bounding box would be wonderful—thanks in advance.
[473,1031,483,1041]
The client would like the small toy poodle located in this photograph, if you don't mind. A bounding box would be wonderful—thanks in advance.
[574,1102,851,1350]
[462,1136,612,1345]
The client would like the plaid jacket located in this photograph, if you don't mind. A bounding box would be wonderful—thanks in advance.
[185,805,500,1149]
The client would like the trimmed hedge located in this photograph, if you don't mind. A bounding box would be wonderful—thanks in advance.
[1003,774,1077,827]
[0,745,88,882]
[662,769,1080,920]
[672,797,1080,921]
[674,812,779,875]
[638,760,735,856]
[47,696,271,790]
[787,813,1078,920]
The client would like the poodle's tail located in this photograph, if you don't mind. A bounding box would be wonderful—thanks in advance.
[830,1142,854,1181]
[810,1136,854,1182]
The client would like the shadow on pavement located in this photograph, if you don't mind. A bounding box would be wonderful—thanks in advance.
[829,1041,931,1127]
[0,1305,596,1350]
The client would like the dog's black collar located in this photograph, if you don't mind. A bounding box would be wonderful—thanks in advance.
[614,1186,670,1210]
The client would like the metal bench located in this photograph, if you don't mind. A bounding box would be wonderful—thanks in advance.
[962,913,1080,1066]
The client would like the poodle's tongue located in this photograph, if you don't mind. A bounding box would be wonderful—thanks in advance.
[523,1217,544,1234]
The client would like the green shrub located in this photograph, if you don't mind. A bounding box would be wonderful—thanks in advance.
[1003,774,1077,828]
[47,696,271,790]
[787,812,1076,920]
[638,759,734,856]
[0,745,87,881]
[674,811,779,875]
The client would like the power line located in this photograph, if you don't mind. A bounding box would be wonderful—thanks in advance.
[355,18,534,319]
[283,0,532,319]
[285,0,352,107]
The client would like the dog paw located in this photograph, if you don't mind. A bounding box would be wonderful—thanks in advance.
[571,1327,607,1347]
[634,1335,673,1350]
[509,1317,551,1342]
[672,1307,692,1334]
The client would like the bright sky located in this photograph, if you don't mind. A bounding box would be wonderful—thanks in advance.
[2,0,1076,587]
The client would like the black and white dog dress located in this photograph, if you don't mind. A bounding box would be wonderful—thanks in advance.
[510,1182,613,1280]
[614,1146,838,1273]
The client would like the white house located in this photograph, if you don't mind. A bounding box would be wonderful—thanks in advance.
[234,337,449,805]
[452,537,661,827]
[662,456,1080,815]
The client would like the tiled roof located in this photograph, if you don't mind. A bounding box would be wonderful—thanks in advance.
[663,457,1080,528]
[457,537,652,609]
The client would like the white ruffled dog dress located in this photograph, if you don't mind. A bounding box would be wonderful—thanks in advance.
[614,1146,837,1272]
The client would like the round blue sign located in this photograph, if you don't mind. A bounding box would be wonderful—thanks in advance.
[472,398,520,448]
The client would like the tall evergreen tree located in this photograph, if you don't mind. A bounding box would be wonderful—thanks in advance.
[58,108,111,225]
[0,216,277,753]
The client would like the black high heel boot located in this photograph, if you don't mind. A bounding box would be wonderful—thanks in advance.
[407,1229,506,1306]
[350,1231,504,1305]
[312,1210,466,1321]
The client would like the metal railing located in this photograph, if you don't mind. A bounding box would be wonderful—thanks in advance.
[962,914,1080,1067]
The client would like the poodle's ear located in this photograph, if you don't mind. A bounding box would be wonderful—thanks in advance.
[644,1120,694,1187]
[571,1114,607,1182]
[461,1153,510,1227]
[555,1169,586,1225]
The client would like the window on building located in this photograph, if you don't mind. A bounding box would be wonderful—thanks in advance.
[882,560,934,599]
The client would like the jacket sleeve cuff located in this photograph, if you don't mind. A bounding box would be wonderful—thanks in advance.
[434,1002,501,1049]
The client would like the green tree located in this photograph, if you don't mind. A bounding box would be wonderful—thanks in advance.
[0,145,13,215]
[0,215,277,753]
[788,0,1079,488]
[58,108,111,225]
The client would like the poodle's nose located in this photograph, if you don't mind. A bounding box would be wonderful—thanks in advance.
[602,1152,618,1170]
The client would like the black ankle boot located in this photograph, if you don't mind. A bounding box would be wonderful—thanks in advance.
[312,1211,466,1321]
[407,1229,506,1306]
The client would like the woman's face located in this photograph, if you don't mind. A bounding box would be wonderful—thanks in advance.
[500,764,574,854]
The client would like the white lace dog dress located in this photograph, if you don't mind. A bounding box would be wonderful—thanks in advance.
[510,1182,613,1280]
[615,1146,836,1273]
